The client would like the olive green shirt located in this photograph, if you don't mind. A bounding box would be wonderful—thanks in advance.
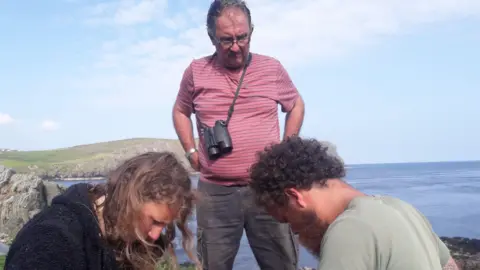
[318,195,451,270]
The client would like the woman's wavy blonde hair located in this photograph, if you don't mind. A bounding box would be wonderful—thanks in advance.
[89,151,201,270]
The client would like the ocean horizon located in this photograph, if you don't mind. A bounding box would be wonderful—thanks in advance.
[54,160,480,269]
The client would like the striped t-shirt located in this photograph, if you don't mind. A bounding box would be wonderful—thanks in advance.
[175,53,300,185]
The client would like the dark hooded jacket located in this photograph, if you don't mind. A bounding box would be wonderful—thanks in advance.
[5,183,119,270]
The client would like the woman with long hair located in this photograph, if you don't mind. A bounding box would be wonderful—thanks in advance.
[5,151,201,270]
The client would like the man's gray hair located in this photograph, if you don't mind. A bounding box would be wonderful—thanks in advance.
[206,0,252,39]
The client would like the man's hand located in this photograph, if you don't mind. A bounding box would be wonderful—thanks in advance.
[189,151,200,171]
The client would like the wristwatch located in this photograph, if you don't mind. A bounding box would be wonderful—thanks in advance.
[185,148,198,161]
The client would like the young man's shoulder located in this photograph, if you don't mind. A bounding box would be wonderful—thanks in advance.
[322,195,431,253]
[326,196,394,234]
[333,195,422,228]
[321,195,447,268]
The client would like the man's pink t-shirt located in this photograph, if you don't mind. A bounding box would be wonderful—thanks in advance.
[175,53,300,185]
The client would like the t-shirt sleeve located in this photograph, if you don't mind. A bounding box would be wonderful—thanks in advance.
[174,62,195,115]
[435,235,452,267]
[275,60,300,113]
[417,209,452,267]
[5,224,82,270]
[318,217,377,270]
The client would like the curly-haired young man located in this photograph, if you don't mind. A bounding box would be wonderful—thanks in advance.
[249,136,459,270]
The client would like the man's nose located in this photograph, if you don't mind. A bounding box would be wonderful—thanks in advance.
[148,226,164,241]
[229,42,241,52]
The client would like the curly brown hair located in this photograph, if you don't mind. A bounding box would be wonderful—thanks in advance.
[89,151,200,270]
[249,136,346,208]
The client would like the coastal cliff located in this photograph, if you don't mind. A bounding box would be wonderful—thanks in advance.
[0,138,195,180]
[0,165,65,244]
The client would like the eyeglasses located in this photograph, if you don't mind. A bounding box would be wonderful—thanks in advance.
[215,33,250,48]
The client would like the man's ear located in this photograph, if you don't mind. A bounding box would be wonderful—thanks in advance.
[285,188,307,208]
[208,32,216,46]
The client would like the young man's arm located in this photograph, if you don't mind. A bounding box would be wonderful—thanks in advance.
[275,61,305,140]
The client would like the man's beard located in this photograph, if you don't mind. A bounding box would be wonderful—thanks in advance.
[295,209,329,259]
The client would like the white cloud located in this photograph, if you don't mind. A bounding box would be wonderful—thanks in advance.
[41,120,60,131]
[77,0,480,109]
[85,0,167,26]
[0,113,14,125]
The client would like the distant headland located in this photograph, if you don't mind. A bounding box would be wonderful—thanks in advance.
[0,138,338,181]
[0,138,199,180]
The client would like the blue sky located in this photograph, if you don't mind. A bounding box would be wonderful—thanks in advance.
[0,0,479,164]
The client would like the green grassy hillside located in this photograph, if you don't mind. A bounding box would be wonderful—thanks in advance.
[0,138,197,179]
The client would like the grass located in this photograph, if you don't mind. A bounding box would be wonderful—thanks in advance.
[0,255,5,269]
[0,138,165,171]
[0,138,197,177]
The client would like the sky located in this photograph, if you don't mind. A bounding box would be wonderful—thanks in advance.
[0,0,479,165]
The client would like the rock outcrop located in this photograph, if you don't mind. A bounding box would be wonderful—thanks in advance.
[441,237,480,270]
[0,165,65,244]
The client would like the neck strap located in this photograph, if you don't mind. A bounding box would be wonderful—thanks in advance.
[225,53,252,126]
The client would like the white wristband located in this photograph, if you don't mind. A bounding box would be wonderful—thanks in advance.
[185,148,198,160]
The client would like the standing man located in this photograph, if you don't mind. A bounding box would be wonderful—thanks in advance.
[172,0,305,269]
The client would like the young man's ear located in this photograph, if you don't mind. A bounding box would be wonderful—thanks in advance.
[285,188,307,208]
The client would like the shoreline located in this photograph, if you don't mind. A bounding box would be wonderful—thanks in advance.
[2,236,479,268]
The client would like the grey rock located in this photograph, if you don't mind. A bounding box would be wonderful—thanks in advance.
[0,166,14,190]
[0,165,65,244]
[441,237,480,270]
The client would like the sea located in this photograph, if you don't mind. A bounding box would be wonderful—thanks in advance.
[54,161,480,270]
